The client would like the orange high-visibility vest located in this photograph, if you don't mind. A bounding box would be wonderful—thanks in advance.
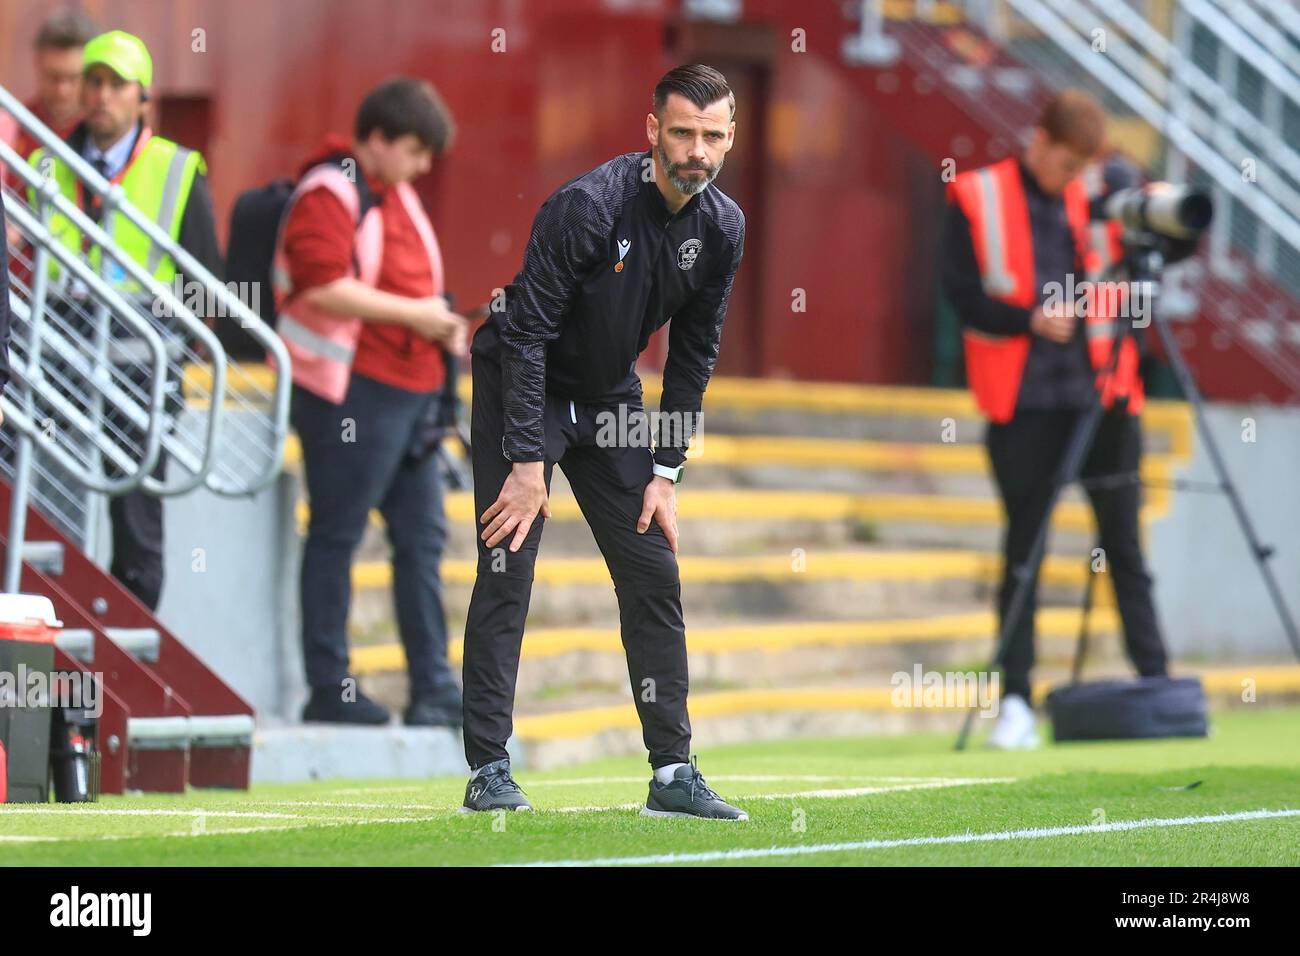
[947,157,1143,422]
[269,165,445,404]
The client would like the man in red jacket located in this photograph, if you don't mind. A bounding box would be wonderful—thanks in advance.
[278,79,469,726]
[2,11,96,249]
[1,12,95,188]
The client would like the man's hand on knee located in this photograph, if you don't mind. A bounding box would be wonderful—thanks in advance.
[638,476,679,554]
[480,461,550,552]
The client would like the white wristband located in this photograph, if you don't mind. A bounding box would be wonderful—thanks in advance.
[652,463,683,483]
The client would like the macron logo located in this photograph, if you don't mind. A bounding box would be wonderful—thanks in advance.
[50,886,152,936]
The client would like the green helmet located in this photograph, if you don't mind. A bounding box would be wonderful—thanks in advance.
[82,30,153,88]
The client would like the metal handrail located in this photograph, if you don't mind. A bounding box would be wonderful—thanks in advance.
[1248,0,1300,50]
[1055,0,1300,216]
[0,84,291,497]
[1180,0,1300,111]
[7,297,170,473]
[1,164,219,495]
[862,1,1300,392]
[1003,0,1300,257]
[1225,1,1300,78]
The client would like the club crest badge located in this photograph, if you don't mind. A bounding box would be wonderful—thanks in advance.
[677,238,702,271]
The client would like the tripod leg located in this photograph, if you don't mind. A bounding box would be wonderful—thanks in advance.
[956,405,1106,750]
[1070,544,1097,684]
[1152,318,1300,660]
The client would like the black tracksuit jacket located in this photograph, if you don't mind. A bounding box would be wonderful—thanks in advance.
[472,149,745,470]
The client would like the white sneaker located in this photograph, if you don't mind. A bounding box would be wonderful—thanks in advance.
[987,694,1040,750]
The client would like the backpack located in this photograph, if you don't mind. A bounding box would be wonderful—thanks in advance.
[221,176,293,359]
[223,159,374,359]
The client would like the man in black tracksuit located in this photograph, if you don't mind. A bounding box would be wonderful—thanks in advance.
[460,65,749,819]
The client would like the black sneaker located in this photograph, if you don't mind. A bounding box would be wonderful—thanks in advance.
[404,690,463,728]
[642,757,749,821]
[301,685,390,725]
[459,758,533,813]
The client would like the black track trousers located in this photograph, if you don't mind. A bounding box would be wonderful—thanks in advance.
[462,352,691,771]
[985,408,1170,702]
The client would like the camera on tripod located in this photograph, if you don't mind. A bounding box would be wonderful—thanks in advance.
[1095,182,1214,241]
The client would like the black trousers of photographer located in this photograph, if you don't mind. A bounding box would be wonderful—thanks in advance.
[461,352,691,772]
[986,408,1169,703]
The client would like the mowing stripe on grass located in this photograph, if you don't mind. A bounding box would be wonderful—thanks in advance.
[535,774,996,786]
[549,777,1016,813]
[0,808,307,819]
[506,808,1300,866]
[0,815,434,844]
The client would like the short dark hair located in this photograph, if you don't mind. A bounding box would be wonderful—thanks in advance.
[34,11,97,51]
[355,77,456,155]
[653,64,735,121]
[1036,89,1105,157]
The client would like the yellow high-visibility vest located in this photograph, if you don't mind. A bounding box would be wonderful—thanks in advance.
[28,131,204,294]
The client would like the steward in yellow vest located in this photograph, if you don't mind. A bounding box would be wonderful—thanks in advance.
[30,126,206,295]
[26,30,221,314]
[26,30,222,613]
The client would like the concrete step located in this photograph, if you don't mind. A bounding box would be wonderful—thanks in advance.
[248,663,1300,781]
[510,664,1300,770]
[283,429,1183,496]
[679,437,1179,498]
[320,484,1172,563]
[250,721,474,784]
[187,365,1191,456]
[635,379,1190,456]
[355,606,1130,709]
[245,372,1191,461]
[345,547,1110,635]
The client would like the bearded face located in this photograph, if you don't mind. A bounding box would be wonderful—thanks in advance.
[657,142,724,196]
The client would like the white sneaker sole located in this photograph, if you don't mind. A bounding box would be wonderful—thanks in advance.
[640,806,749,821]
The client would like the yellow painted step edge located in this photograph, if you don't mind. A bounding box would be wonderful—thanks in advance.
[512,665,1300,740]
[283,430,1183,475]
[305,484,1172,541]
[351,606,1122,675]
[189,365,1193,459]
[351,549,1101,590]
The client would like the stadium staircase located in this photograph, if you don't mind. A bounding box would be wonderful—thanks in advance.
[0,85,292,793]
[827,0,1300,404]
[283,375,1292,770]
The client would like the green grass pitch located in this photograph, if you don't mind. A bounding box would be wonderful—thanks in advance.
[2,706,1297,866]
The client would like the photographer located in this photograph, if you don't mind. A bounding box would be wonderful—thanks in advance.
[940,90,1170,749]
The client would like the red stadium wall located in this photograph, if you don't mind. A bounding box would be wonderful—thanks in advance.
[0,0,944,385]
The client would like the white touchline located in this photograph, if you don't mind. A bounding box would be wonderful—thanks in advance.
[0,807,308,819]
[0,815,433,844]
[504,808,1300,866]
[248,800,444,811]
